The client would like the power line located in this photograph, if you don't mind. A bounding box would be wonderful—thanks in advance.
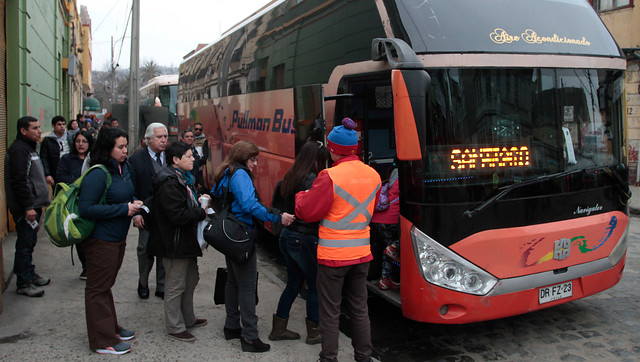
[115,5,133,67]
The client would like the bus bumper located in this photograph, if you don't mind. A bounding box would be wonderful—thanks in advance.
[400,249,626,324]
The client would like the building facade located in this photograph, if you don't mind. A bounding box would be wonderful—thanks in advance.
[591,0,640,184]
[2,0,90,311]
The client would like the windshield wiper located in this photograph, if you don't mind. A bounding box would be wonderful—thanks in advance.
[463,165,631,219]
[463,168,585,219]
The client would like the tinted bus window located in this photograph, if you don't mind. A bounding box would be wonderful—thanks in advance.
[387,0,623,57]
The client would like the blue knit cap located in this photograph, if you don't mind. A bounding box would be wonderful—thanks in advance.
[327,118,358,155]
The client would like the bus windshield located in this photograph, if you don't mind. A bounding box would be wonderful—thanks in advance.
[411,68,625,201]
[389,0,622,57]
[159,84,178,115]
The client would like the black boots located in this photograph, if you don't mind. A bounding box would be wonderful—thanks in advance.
[223,327,242,340]
[241,337,270,352]
[268,314,301,340]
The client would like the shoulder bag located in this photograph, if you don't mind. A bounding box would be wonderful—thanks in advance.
[203,171,256,264]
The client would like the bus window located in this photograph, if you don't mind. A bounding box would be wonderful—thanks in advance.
[293,85,324,154]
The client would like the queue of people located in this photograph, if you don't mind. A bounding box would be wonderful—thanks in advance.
[5,114,388,361]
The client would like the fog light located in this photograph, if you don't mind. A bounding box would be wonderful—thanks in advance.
[439,305,449,315]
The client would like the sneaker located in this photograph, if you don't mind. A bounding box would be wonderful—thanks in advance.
[241,337,270,353]
[117,328,136,341]
[96,341,131,355]
[383,244,400,263]
[17,283,45,297]
[168,330,196,342]
[33,274,50,287]
[190,319,208,328]
[378,278,400,290]
[79,271,87,281]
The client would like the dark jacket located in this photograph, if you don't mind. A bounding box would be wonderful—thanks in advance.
[56,153,85,184]
[78,159,136,242]
[147,166,206,258]
[128,146,159,201]
[40,131,74,182]
[4,134,50,217]
[190,145,203,189]
[282,173,319,235]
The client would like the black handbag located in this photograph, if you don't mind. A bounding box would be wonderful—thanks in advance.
[203,172,256,264]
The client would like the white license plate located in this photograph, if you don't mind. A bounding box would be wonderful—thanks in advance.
[538,281,573,304]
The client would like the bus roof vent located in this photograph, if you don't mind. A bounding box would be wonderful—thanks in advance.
[372,38,424,70]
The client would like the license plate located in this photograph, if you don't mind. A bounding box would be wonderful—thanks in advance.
[538,281,573,304]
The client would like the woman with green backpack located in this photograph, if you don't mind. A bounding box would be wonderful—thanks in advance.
[78,127,143,355]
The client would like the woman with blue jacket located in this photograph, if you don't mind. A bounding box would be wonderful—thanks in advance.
[212,140,295,353]
[78,127,143,355]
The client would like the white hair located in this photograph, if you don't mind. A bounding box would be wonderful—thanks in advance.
[144,122,168,143]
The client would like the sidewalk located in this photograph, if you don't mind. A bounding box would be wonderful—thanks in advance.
[0,227,355,360]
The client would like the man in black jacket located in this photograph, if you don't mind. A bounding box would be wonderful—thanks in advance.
[181,129,204,190]
[129,122,168,299]
[5,116,51,297]
[40,115,73,185]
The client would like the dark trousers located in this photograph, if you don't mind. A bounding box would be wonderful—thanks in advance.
[84,237,126,350]
[276,228,319,323]
[13,208,42,288]
[137,228,165,292]
[317,262,372,362]
[224,252,259,340]
[76,242,87,273]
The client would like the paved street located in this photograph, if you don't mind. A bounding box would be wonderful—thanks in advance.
[366,216,639,361]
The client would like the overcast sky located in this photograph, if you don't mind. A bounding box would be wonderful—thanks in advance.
[78,0,274,71]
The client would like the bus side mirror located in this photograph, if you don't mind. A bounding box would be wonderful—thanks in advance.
[392,69,430,161]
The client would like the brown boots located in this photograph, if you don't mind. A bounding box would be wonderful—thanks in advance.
[305,319,321,345]
[268,314,322,344]
[268,314,301,340]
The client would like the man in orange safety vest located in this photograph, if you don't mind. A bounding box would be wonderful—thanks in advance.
[296,118,381,362]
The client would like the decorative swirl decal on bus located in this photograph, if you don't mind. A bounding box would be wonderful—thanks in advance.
[520,216,617,267]
[490,28,591,47]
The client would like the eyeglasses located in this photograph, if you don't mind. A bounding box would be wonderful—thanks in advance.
[194,128,202,131]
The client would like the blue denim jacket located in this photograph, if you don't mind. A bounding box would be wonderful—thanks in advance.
[212,168,280,228]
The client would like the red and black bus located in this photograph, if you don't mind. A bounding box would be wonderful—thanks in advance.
[178,0,629,323]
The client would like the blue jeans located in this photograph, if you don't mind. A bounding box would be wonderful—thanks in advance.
[13,208,43,288]
[276,228,319,323]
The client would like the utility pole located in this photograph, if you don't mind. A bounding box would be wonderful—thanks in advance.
[111,36,117,109]
[128,0,140,149]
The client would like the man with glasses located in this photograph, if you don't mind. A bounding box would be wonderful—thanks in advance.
[40,115,74,185]
[192,123,208,191]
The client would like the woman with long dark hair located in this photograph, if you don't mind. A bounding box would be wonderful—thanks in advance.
[269,141,329,344]
[78,127,142,355]
[57,130,94,279]
[212,140,295,353]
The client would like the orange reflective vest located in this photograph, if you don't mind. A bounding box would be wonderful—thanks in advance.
[317,160,381,265]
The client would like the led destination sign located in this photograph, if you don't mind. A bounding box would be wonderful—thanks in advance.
[450,146,530,170]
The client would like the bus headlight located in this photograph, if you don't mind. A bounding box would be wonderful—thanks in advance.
[411,226,497,295]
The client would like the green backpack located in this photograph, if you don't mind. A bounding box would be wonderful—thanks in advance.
[44,165,112,247]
